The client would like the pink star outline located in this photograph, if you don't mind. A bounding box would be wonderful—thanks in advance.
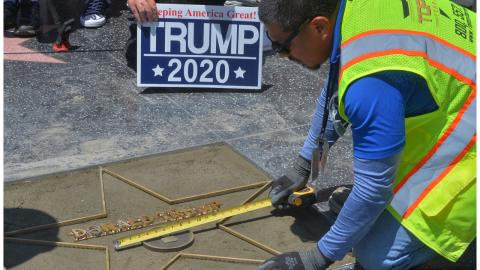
[4,37,66,64]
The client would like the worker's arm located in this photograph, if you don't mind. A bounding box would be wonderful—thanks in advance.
[317,74,406,260]
[317,70,439,260]
[260,71,437,269]
[318,154,400,260]
[269,84,341,207]
[299,84,341,161]
[259,73,405,270]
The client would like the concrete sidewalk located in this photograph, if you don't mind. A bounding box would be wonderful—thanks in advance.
[3,5,354,185]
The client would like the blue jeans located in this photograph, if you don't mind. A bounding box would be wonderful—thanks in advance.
[353,210,438,270]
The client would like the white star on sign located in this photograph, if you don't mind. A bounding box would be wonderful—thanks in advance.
[152,65,164,77]
[233,66,246,79]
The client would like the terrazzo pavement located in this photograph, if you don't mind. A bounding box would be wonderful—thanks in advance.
[4,6,352,186]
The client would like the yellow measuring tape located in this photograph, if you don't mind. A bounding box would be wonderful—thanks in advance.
[114,198,272,250]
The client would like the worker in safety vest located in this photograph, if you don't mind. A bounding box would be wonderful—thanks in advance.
[257,0,476,269]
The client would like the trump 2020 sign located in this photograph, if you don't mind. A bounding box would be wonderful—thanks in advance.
[137,4,263,89]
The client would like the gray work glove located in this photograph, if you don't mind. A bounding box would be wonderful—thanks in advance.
[269,156,311,207]
[257,246,333,270]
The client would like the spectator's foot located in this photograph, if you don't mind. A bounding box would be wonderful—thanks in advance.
[14,25,36,37]
[4,0,18,30]
[14,0,39,37]
[81,0,106,28]
[81,14,106,28]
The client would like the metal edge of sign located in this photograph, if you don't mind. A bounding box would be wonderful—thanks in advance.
[136,83,263,89]
[257,21,264,89]
[137,22,142,87]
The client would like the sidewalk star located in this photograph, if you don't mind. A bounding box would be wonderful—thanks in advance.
[4,37,66,63]
[233,66,246,79]
[153,65,164,77]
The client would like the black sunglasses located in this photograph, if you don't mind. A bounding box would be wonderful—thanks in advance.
[267,18,311,54]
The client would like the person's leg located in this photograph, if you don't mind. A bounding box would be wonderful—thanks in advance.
[15,0,39,36]
[4,0,18,29]
[125,23,137,70]
[353,210,438,270]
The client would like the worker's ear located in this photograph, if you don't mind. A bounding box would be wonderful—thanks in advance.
[309,16,332,40]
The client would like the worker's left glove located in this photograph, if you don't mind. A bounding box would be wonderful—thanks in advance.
[270,155,311,208]
[257,246,332,270]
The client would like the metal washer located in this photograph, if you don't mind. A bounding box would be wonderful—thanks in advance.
[143,230,194,252]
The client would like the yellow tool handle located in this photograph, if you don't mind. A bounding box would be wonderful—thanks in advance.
[292,186,315,195]
[114,198,272,250]
[288,186,316,207]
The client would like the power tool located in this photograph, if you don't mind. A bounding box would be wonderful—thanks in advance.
[287,186,317,207]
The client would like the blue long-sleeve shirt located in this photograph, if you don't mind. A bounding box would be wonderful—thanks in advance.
[300,0,438,260]
[316,71,437,261]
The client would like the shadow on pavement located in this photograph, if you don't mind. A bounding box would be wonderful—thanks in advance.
[270,207,331,243]
[141,83,273,94]
[288,207,332,243]
[4,208,59,268]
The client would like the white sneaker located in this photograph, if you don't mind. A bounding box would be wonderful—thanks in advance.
[80,14,106,28]
[224,0,259,6]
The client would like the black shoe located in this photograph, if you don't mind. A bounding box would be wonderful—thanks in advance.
[328,186,351,215]
[14,0,39,37]
[4,0,18,30]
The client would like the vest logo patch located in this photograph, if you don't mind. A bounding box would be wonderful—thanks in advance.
[401,0,433,24]
[451,3,474,43]
[415,0,433,23]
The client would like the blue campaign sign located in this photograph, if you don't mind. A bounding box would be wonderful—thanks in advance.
[137,4,263,89]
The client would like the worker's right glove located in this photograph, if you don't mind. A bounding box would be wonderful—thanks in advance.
[269,155,311,208]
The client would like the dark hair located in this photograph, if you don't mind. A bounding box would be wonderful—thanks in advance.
[259,0,339,32]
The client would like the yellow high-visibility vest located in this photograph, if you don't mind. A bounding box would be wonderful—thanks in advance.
[337,0,476,262]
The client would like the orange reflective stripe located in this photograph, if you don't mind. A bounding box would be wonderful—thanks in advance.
[341,29,476,60]
[390,93,475,216]
[402,134,476,219]
[394,91,476,193]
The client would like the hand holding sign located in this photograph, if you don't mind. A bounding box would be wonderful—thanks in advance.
[128,0,158,23]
